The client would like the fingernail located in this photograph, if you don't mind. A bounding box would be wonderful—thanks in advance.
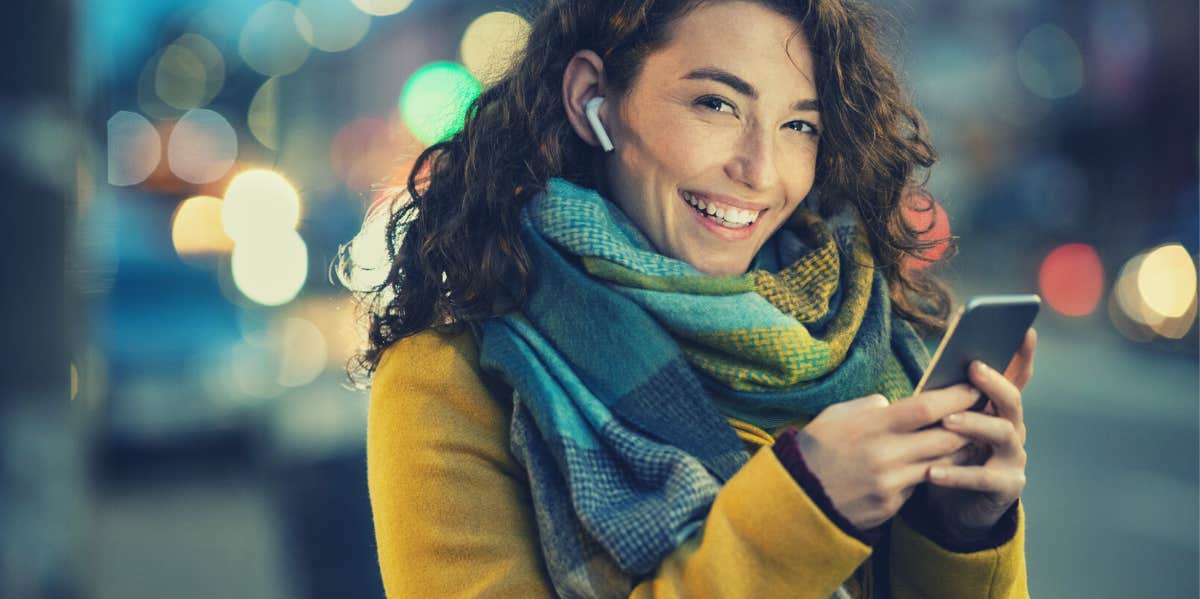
[931,467,947,479]
[973,361,991,375]
[945,413,961,424]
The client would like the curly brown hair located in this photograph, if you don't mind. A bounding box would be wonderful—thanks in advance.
[337,0,957,388]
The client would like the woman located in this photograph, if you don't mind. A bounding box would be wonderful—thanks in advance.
[350,0,1037,597]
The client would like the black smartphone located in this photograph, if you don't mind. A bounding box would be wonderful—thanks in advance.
[913,294,1041,409]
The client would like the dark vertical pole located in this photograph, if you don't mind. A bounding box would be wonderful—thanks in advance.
[0,1,83,598]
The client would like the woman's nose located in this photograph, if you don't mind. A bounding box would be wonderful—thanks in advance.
[724,124,778,191]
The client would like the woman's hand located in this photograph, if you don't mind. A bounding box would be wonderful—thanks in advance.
[795,384,987,531]
[919,327,1037,538]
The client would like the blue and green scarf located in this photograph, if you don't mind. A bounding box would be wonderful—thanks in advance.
[478,178,930,598]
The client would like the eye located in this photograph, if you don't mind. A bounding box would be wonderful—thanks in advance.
[695,95,736,115]
[786,120,820,136]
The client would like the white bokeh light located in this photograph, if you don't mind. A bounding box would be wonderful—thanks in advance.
[107,111,161,186]
[240,1,312,76]
[350,0,413,17]
[1137,244,1197,319]
[231,229,309,306]
[274,317,329,387]
[295,0,372,52]
[222,169,302,242]
[460,11,531,86]
[167,109,237,183]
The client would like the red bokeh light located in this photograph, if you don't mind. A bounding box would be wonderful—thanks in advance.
[901,190,951,271]
[1039,243,1104,316]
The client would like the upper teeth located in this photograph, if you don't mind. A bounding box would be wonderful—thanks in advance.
[683,191,760,225]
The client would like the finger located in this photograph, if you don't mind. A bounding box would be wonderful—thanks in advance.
[928,463,1027,496]
[941,411,1022,456]
[894,427,973,463]
[968,360,1024,441]
[1003,327,1037,391]
[889,384,982,432]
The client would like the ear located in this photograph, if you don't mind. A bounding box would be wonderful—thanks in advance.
[562,50,610,149]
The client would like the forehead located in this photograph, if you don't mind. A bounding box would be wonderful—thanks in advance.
[645,1,816,93]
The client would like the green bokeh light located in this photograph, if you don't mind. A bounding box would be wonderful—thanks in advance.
[399,61,482,145]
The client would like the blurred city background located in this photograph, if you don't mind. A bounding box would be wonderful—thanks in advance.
[0,0,1195,597]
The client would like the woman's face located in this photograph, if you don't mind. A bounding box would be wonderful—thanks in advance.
[603,1,821,275]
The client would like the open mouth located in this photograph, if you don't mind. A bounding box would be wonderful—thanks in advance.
[681,190,762,229]
[678,190,763,241]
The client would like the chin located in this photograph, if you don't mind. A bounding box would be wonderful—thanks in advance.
[684,252,752,276]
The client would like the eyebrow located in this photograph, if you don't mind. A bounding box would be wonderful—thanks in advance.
[682,67,820,112]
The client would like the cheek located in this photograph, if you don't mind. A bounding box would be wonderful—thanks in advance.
[632,110,724,176]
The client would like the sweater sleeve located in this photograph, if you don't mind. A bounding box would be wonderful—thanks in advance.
[367,329,874,599]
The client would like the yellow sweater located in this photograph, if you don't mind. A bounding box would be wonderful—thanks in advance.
[367,327,1030,599]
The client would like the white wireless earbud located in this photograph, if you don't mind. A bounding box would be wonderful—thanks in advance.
[584,96,614,152]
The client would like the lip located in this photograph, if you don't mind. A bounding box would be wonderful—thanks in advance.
[680,190,759,241]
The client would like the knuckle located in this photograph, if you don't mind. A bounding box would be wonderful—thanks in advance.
[910,402,932,422]
[1002,422,1019,444]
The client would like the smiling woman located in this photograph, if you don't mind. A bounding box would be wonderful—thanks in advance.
[345,1,1034,598]
[562,3,823,275]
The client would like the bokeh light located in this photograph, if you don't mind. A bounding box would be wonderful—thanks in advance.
[330,116,416,192]
[274,317,329,387]
[171,195,235,258]
[1017,24,1084,100]
[106,111,161,186]
[350,0,413,16]
[167,109,238,184]
[248,78,280,150]
[901,190,951,270]
[231,229,309,306]
[222,169,302,243]
[1137,244,1197,319]
[288,296,361,368]
[239,1,312,77]
[399,61,481,145]
[1114,251,1156,325]
[1112,246,1198,340]
[230,335,286,399]
[155,44,206,109]
[1039,243,1103,316]
[460,11,531,86]
[155,34,225,110]
[70,363,78,401]
[136,48,179,119]
[1107,289,1157,343]
[295,0,372,53]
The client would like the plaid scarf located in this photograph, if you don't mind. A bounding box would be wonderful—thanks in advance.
[477,178,930,598]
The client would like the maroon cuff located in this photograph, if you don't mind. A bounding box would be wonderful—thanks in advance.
[773,426,885,547]
[899,484,1020,553]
